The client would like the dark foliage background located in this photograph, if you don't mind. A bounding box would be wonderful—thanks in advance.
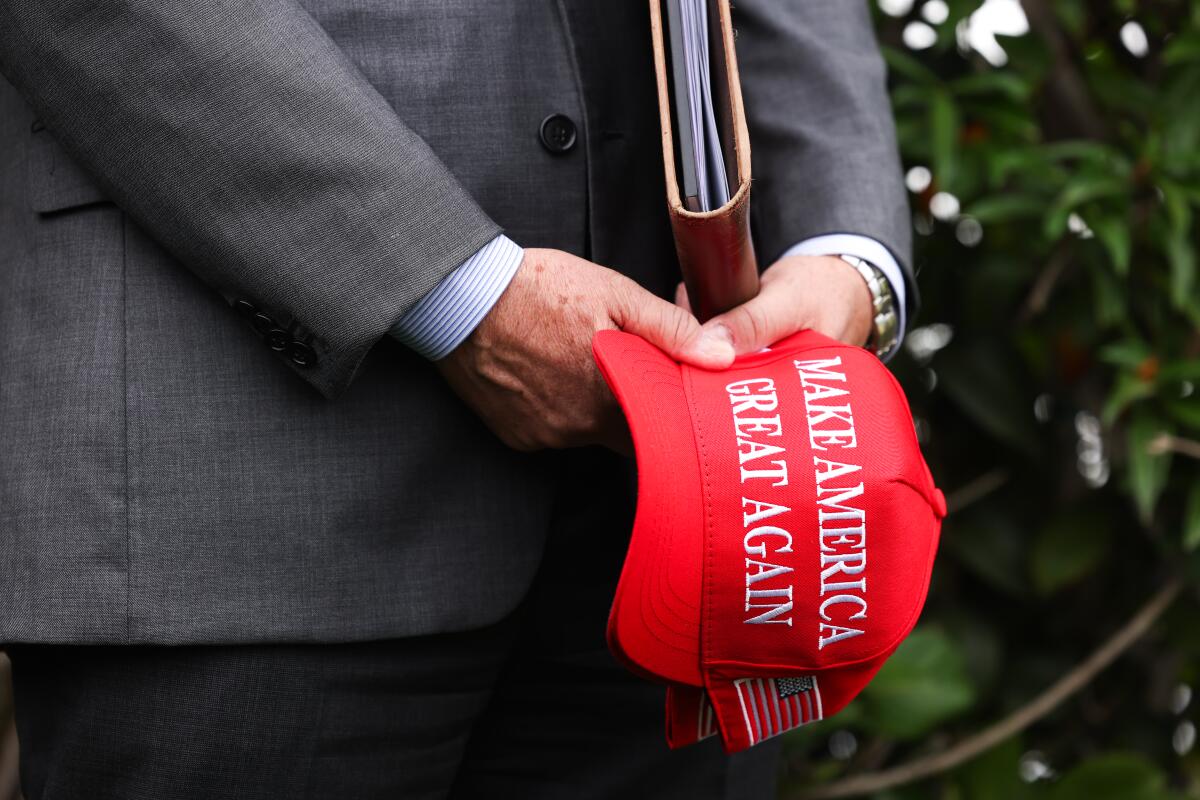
[780,1,1200,798]
[1,2,1199,799]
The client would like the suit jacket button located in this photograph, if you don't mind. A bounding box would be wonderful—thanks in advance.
[287,341,316,367]
[251,312,275,335]
[539,114,577,154]
[266,328,290,352]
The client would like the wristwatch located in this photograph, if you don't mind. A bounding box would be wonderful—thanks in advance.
[838,254,900,361]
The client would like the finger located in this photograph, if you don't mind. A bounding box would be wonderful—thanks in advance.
[695,277,805,358]
[609,278,734,369]
[674,281,692,313]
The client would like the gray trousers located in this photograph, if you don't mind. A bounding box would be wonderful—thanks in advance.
[7,450,781,799]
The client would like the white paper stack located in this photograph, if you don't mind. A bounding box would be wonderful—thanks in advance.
[665,0,730,212]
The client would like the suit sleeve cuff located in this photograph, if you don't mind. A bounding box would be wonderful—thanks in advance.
[780,233,908,346]
[390,235,524,360]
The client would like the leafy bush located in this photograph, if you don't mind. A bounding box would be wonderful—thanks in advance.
[781,2,1200,798]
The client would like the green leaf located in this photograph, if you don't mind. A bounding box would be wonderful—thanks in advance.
[1102,372,1155,426]
[930,90,960,187]
[1048,753,1170,800]
[1163,31,1200,64]
[1090,216,1132,275]
[1053,0,1088,34]
[950,72,1032,102]
[1159,181,1193,236]
[1058,185,1128,230]
[893,117,928,155]
[945,515,1028,597]
[1161,78,1200,162]
[1097,340,1152,369]
[1038,141,1130,171]
[1126,410,1173,525]
[965,194,1048,225]
[943,612,1006,696]
[992,32,1051,81]
[855,627,975,740]
[1166,230,1196,310]
[882,45,941,86]
[1090,264,1127,327]
[1165,398,1200,431]
[1155,360,1200,383]
[955,737,1029,800]
[1044,177,1129,239]
[1090,66,1157,116]
[892,84,932,111]
[989,147,1061,186]
[1030,510,1112,594]
[938,345,1042,456]
[1184,482,1200,551]
[967,103,1041,144]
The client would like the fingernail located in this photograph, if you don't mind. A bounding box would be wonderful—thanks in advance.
[696,324,734,365]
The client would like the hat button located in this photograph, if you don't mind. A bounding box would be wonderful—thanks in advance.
[932,488,948,519]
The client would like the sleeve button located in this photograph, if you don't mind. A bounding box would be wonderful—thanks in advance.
[266,328,290,352]
[251,312,276,335]
[287,341,316,367]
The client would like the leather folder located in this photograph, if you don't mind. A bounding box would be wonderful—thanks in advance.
[649,0,758,322]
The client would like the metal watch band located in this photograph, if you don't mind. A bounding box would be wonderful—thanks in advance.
[838,254,900,361]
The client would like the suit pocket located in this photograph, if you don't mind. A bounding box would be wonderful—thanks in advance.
[27,123,111,214]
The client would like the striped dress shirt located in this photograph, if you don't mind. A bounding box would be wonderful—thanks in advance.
[391,233,907,360]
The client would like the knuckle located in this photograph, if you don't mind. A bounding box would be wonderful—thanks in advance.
[667,307,692,347]
[611,281,636,317]
[608,275,649,328]
[737,304,771,347]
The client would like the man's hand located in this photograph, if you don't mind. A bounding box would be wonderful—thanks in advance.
[437,248,735,452]
[681,255,874,361]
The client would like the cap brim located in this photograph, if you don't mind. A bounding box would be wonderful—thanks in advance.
[666,685,719,748]
[593,330,706,686]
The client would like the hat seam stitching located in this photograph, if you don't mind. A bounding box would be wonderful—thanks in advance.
[684,365,715,668]
[684,365,734,745]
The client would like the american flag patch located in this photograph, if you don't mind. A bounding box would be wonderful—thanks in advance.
[735,676,823,745]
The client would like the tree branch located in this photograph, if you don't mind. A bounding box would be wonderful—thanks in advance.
[1148,434,1200,461]
[1017,240,1073,324]
[945,469,1010,514]
[1018,0,1110,141]
[788,576,1183,800]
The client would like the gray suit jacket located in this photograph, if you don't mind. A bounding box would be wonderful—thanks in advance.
[0,0,911,644]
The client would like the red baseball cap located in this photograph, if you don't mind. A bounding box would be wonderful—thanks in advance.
[593,328,946,753]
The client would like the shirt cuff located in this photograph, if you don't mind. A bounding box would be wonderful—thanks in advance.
[780,234,908,347]
[390,234,524,360]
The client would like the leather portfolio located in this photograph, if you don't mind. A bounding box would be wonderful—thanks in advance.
[649,0,758,322]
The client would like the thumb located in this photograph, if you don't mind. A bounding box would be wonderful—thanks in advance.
[674,281,692,313]
[696,280,800,359]
[610,278,734,369]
